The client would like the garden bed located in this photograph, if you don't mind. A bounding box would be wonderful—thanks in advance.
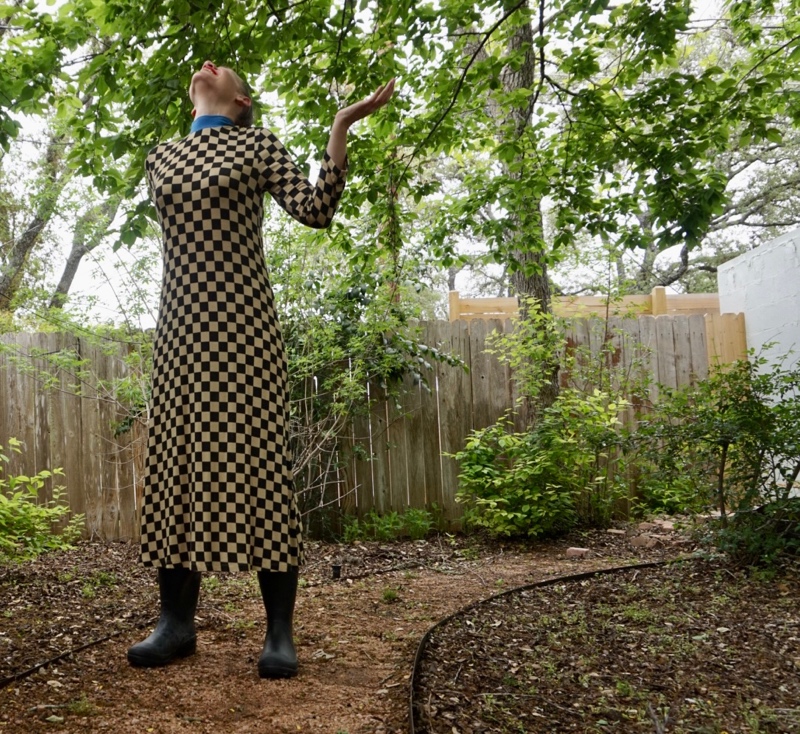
[413,557,800,733]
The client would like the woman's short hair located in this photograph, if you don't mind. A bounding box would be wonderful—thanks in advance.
[232,70,254,128]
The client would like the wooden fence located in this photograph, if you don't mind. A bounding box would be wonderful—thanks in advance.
[340,313,745,527]
[0,333,146,542]
[0,313,746,540]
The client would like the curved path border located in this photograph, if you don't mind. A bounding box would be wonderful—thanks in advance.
[408,557,687,734]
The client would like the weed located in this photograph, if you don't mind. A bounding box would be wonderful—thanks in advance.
[228,619,255,631]
[742,703,779,731]
[341,507,437,542]
[66,695,97,716]
[0,438,84,562]
[403,507,435,539]
[91,571,117,587]
[78,570,119,599]
[201,575,221,592]
[615,680,634,697]
[457,545,480,560]
[381,587,399,604]
[621,604,655,623]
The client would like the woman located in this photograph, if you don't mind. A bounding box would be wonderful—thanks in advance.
[127,61,394,678]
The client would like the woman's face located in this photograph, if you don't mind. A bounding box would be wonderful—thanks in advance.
[189,61,243,107]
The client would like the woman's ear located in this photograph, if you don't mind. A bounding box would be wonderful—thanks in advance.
[191,108,197,118]
[235,95,252,110]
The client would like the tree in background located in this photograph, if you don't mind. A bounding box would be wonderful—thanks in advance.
[1,0,799,403]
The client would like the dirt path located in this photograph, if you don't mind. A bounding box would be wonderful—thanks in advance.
[0,532,679,733]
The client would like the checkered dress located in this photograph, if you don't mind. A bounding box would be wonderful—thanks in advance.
[140,126,346,572]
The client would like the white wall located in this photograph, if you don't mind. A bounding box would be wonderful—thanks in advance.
[717,229,800,370]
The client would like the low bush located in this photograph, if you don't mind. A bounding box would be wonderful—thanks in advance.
[341,506,438,542]
[636,353,800,565]
[452,303,644,538]
[0,438,84,562]
[453,388,631,538]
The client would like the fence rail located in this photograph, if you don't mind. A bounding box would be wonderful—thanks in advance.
[0,313,746,540]
[449,286,722,321]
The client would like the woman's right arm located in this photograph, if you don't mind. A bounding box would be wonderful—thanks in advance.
[261,130,347,230]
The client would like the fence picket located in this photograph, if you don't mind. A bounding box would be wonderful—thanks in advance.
[436,320,472,529]
[419,322,445,511]
[403,375,427,515]
[673,316,693,387]
[386,378,410,513]
[688,314,709,382]
[369,384,390,515]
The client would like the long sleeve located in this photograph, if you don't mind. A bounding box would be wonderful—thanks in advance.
[258,130,347,229]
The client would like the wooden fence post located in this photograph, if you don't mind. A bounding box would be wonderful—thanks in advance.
[651,286,668,316]
[448,291,460,322]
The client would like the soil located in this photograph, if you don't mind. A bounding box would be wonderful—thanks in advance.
[413,558,800,734]
[0,524,789,733]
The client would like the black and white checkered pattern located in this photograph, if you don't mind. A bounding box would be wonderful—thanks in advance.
[140,126,346,572]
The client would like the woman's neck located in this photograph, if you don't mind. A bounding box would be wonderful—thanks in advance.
[191,114,235,133]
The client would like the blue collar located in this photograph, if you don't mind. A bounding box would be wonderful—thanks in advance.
[191,115,235,133]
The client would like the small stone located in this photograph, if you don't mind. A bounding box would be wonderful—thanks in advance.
[606,529,626,535]
[630,534,660,548]
[654,519,676,531]
[637,521,659,531]
[566,547,591,558]
[46,680,64,689]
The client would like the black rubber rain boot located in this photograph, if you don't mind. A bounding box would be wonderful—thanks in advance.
[257,568,299,678]
[127,567,201,667]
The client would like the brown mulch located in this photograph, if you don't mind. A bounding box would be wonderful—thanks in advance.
[0,524,768,734]
[414,558,800,734]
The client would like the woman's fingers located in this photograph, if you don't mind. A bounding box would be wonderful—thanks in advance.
[337,79,396,126]
[366,79,395,111]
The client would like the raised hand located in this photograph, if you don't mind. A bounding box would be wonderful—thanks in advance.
[335,79,395,129]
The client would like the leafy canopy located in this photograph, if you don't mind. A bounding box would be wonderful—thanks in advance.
[2,0,799,263]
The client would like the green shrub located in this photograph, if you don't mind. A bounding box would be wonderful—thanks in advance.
[453,416,578,538]
[0,438,84,562]
[636,352,800,565]
[453,388,631,538]
[402,507,436,539]
[453,302,649,538]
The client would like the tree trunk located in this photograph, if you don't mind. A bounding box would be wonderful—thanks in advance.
[499,0,559,412]
[49,198,119,309]
[0,132,70,311]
